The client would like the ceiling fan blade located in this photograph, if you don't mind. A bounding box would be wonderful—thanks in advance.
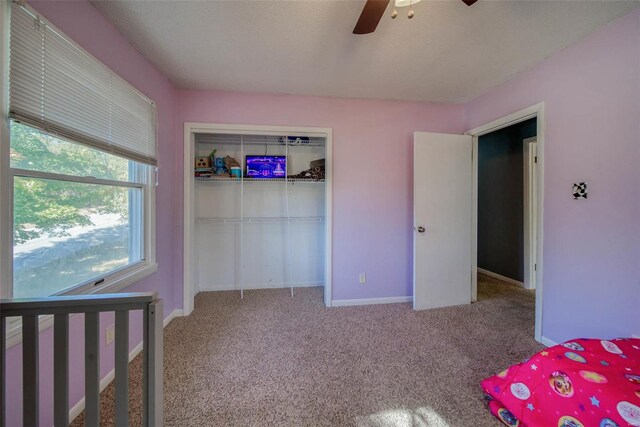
[461,0,478,5]
[353,0,391,35]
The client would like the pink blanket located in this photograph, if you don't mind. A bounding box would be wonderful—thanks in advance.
[481,338,640,426]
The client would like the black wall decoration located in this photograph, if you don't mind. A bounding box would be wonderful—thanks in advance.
[573,182,588,199]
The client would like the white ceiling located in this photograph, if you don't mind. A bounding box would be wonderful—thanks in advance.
[91,0,640,103]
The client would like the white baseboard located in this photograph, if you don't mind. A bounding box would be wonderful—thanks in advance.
[163,308,183,327]
[331,296,412,307]
[68,341,144,422]
[477,268,524,288]
[68,308,183,422]
[198,281,323,292]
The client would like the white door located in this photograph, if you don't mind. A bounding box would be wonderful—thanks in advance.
[413,132,472,310]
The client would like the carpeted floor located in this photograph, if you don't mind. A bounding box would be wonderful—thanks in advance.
[72,274,542,426]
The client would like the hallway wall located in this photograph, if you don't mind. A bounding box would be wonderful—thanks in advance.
[477,118,537,282]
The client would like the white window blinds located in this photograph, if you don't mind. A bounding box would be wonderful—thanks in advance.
[9,3,157,165]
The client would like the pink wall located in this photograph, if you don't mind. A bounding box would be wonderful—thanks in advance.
[5,1,179,425]
[5,1,639,424]
[175,91,466,301]
[175,7,640,340]
[465,8,640,343]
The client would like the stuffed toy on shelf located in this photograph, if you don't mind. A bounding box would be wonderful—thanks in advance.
[223,156,240,171]
[214,157,228,175]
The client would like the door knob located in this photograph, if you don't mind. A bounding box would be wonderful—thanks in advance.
[416,226,425,233]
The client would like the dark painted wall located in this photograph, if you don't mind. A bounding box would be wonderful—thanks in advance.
[478,118,536,282]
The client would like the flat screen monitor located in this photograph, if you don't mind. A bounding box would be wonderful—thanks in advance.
[245,156,286,179]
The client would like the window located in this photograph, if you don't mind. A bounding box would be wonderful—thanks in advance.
[10,122,149,297]
[1,3,157,301]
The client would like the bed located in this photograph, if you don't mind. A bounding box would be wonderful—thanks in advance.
[481,338,640,427]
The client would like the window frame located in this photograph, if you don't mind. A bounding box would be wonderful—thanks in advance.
[0,2,157,348]
[9,128,157,297]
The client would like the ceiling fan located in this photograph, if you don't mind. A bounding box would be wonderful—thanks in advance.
[353,0,477,35]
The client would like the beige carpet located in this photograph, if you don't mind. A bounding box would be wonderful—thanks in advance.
[72,275,542,426]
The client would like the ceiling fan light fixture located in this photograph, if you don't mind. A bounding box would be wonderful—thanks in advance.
[355,0,475,35]
[394,0,421,8]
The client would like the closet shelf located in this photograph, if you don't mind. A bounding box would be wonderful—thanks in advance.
[195,176,324,183]
[197,216,324,224]
[195,134,326,147]
[196,140,326,147]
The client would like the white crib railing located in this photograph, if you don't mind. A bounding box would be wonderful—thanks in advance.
[0,292,163,427]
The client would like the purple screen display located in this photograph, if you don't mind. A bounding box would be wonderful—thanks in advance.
[246,156,287,178]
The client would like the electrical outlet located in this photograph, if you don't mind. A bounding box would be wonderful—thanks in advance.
[359,273,366,284]
[105,325,115,345]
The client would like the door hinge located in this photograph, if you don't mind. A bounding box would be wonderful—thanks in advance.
[534,263,537,271]
[534,156,538,163]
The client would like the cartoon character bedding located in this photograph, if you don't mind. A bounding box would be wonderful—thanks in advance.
[481,338,640,426]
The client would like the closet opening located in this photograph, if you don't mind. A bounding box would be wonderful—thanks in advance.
[182,124,333,314]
